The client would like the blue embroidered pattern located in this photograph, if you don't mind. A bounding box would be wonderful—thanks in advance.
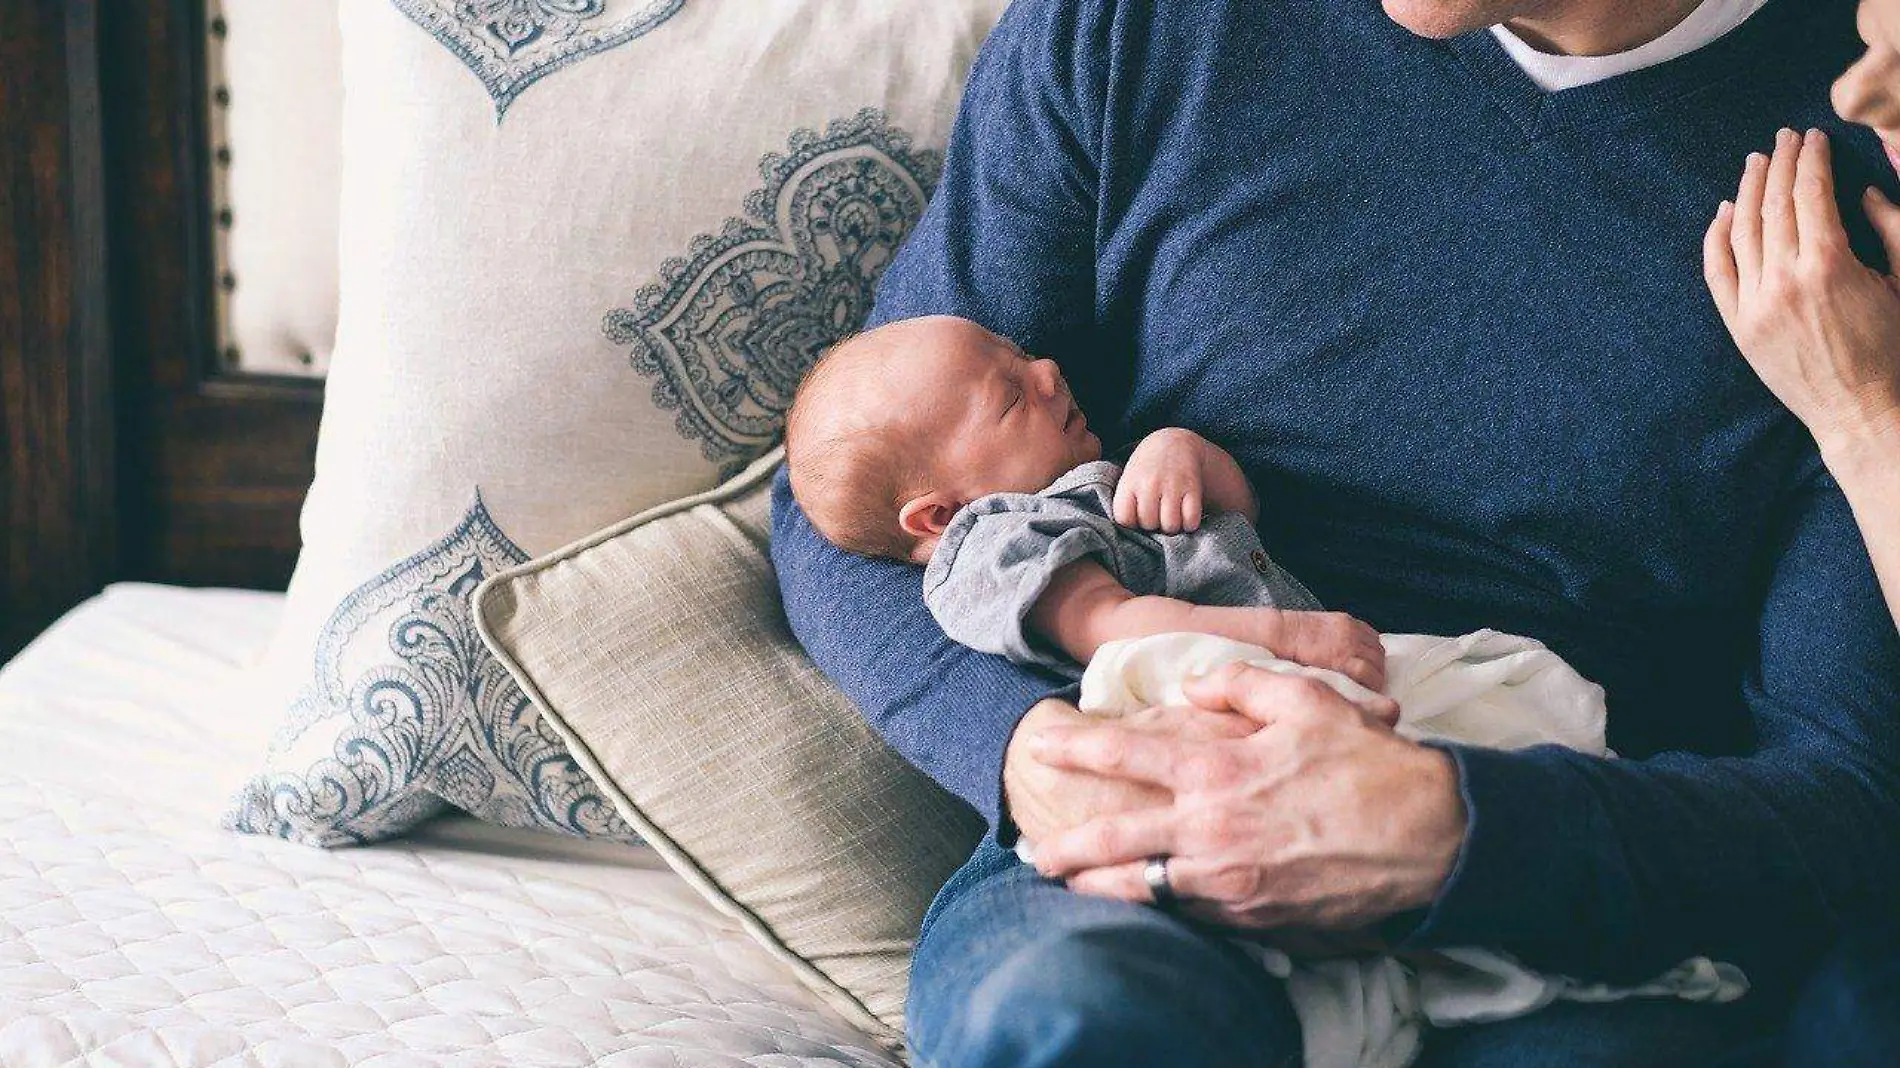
[603,109,942,477]
[224,494,635,848]
[390,0,688,118]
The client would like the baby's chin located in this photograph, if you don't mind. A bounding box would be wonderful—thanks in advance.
[1076,431,1103,465]
[1015,433,1102,493]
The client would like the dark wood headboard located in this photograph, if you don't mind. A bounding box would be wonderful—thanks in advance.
[0,0,320,660]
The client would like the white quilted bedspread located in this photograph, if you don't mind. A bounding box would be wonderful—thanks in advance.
[0,585,900,1068]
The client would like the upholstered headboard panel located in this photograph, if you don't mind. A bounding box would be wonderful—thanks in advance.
[1,0,335,660]
[205,0,342,377]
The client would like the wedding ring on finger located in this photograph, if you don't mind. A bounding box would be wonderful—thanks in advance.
[1143,854,1179,910]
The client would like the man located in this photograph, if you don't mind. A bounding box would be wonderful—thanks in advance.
[771,0,1900,1063]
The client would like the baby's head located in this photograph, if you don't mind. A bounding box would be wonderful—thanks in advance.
[786,315,1102,564]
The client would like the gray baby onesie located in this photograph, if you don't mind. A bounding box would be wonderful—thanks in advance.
[922,460,1320,679]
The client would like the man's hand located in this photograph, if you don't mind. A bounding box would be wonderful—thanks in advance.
[1024,664,1466,932]
[1002,697,1259,846]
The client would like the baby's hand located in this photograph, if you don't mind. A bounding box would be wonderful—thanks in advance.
[1115,429,1213,534]
[1247,609,1388,694]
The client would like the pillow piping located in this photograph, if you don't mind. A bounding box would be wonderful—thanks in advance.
[471,447,910,1053]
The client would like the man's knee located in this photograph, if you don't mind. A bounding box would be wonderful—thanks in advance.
[916,924,1299,1068]
[1785,928,1900,1068]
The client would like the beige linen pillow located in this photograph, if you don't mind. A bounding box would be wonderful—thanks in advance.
[473,449,983,1047]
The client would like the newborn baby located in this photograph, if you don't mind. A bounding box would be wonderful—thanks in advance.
[785,314,1387,691]
[784,315,1745,1068]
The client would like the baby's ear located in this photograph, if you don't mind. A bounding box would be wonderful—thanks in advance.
[897,491,960,542]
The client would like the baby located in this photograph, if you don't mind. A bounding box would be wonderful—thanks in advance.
[785,314,1746,1068]
[785,314,1387,692]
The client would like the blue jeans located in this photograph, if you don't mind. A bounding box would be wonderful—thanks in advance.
[907,840,1772,1068]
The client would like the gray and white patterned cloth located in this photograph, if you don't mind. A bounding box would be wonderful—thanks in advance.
[922,459,1320,678]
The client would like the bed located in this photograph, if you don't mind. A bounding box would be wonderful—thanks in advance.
[0,583,901,1066]
[0,0,964,1059]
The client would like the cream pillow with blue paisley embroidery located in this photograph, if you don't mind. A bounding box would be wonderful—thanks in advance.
[226,0,1007,847]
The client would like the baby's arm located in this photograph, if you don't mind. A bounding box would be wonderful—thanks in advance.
[1114,429,1258,532]
[1028,560,1387,692]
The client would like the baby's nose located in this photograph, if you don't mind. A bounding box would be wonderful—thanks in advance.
[1030,358,1063,398]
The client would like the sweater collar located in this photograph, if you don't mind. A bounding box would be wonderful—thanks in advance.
[1446,0,1808,139]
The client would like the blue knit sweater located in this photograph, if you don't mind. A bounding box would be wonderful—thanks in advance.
[771,0,1900,990]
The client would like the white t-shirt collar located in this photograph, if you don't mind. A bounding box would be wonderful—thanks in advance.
[1491,0,1774,93]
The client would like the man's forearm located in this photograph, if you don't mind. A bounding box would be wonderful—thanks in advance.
[1402,480,1900,983]
[772,471,1063,827]
[1822,411,1900,631]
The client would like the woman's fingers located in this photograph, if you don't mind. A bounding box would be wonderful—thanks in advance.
[1732,150,1770,282]
[1763,128,1803,258]
[1794,129,1847,258]
[1033,808,1181,877]
[1705,202,1741,322]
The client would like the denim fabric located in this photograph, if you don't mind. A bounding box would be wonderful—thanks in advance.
[907,842,1774,1068]
[907,840,1303,1068]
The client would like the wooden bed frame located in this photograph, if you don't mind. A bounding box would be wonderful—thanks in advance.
[0,1,319,660]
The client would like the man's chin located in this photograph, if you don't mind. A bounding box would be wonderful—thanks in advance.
[1380,0,1501,40]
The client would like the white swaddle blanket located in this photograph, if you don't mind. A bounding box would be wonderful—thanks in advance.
[1065,630,1749,1068]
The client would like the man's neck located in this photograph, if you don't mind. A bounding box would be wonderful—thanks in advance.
[1504,0,1708,57]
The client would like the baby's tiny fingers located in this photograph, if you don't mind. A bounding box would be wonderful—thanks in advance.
[1113,483,1138,527]
[1182,491,1202,532]
[1336,654,1375,690]
[1351,656,1390,698]
[1160,491,1183,534]
[1137,487,1161,530]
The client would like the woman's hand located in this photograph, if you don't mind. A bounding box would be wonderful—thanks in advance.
[1704,128,1900,457]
